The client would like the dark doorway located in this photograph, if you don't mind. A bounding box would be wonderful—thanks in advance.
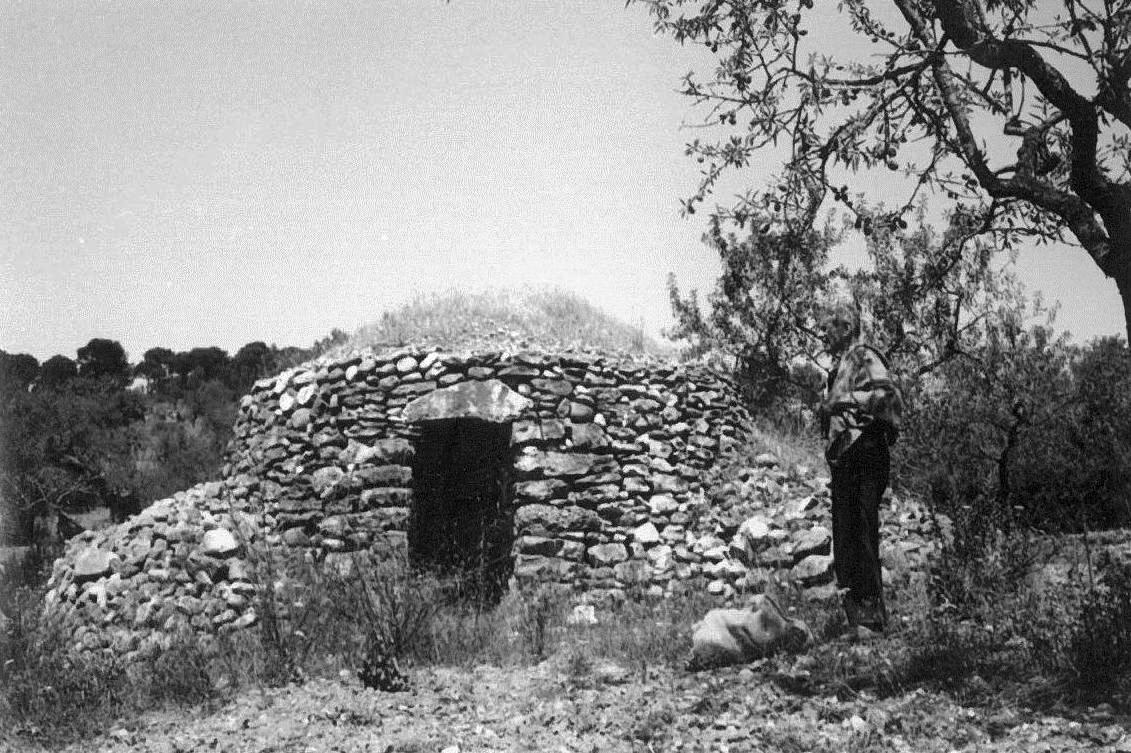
[409,418,514,601]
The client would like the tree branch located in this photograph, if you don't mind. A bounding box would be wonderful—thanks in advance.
[897,0,1122,275]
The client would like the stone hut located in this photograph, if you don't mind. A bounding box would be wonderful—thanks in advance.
[44,343,759,652]
[223,345,752,595]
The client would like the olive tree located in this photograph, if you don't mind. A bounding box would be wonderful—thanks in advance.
[635,0,1131,336]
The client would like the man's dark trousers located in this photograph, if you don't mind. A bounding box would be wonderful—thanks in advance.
[829,426,890,627]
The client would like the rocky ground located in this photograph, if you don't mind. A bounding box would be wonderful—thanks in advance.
[11,651,1128,753]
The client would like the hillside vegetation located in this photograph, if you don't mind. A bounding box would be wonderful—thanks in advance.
[4,288,1131,751]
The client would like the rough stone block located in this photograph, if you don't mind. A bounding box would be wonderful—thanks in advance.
[632,522,661,545]
[515,536,565,557]
[513,479,568,502]
[391,380,436,397]
[200,529,239,557]
[587,543,629,566]
[354,464,412,487]
[792,526,832,561]
[514,504,602,535]
[624,477,650,494]
[74,549,116,582]
[613,559,652,584]
[352,507,409,531]
[512,554,575,582]
[355,438,415,465]
[359,487,413,509]
[651,474,689,494]
[531,378,573,396]
[571,485,621,508]
[569,422,608,449]
[515,451,602,479]
[791,554,834,586]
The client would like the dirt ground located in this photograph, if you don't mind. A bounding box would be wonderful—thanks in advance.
[13,655,1129,753]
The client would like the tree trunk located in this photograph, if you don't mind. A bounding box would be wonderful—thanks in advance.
[1116,262,1131,344]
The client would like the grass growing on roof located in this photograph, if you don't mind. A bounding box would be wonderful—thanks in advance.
[349,288,671,356]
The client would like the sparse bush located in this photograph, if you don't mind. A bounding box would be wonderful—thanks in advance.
[352,554,450,663]
[0,583,229,747]
[1020,552,1131,697]
[514,587,567,661]
[1065,559,1131,692]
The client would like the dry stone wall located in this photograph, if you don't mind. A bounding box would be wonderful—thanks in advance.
[222,347,752,597]
[44,482,258,655]
[44,344,943,655]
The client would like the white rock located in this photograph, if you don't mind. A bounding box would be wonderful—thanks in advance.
[648,494,679,515]
[272,373,291,395]
[567,604,598,626]
[201,529,240,557]
[74,548,115,581]
[633,522,661,545]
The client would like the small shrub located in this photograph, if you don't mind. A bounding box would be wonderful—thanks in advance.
[351,553,449,664]
[1021,552,1131,697]
[1066,559,1131,692]
[514,587,568,661]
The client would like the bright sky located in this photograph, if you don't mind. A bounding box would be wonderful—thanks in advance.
[1,0,1124,362]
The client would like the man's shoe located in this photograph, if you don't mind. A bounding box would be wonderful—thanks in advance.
[847,624,882,642]
[843,596,887,633]
[856,597,887,632]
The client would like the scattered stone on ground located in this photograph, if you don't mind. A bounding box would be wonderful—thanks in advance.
[12,660,1127,753]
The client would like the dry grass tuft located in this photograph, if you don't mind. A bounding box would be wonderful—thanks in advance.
[348,287,672,357]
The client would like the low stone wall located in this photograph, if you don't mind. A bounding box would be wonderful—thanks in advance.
[44,482,257,654]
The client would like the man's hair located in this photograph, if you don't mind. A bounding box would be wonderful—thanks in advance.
[820,301,862,340]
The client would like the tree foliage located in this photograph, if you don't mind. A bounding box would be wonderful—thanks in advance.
[76,339,129,384]
[906,328,1131,531]
[39,355,78,388]
[667,204,1023,404]
[0,330,347,548]
[0,379,144,546]
[0,352,40,394]
[636,0,1131,335]
[136,347,176,381]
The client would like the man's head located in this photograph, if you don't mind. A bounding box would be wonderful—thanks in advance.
[820,302,860,355]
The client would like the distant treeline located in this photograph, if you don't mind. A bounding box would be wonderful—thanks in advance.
[0,329,348,397]
[0,329,348,550]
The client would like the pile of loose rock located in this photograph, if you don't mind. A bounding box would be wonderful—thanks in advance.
[689,453,939,601]
[45,482,258,654]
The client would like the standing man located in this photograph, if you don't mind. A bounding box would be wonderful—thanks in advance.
[819,303,903,633]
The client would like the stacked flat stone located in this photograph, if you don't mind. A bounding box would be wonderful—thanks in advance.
[221,347,751,598]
